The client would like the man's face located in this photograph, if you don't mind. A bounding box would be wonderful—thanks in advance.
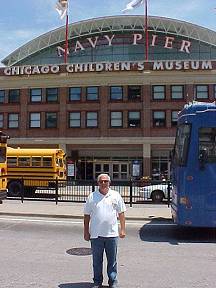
[98,175,110,193]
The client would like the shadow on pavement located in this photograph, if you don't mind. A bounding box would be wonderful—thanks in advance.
[139,218,216,245]
[58,283,92,288]
[59,284,109,288]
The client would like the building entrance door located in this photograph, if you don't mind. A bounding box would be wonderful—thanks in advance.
[93,162,129,180]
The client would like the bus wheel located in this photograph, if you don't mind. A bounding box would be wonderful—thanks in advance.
[7,181,22,197]
[151,190,164,203]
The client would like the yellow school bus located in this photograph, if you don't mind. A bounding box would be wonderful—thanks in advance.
[0,131,9,202]
[7,147,66,197]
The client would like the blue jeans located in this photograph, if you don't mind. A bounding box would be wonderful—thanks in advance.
[91,236,118,285]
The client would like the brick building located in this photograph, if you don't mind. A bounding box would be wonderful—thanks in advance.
[0,15,216,180]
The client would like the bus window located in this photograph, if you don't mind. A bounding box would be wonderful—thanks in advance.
[32,157,41,167]
[199,128,216,163]
[18,157,31,167]
[7,157,17,167]
[42,157,52,167]
[0,147,6,162]
[174,124,191,166]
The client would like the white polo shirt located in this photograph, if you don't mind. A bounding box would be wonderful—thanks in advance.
[84,188,126,239]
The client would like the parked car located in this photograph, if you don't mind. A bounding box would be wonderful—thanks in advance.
[139,182,172,203]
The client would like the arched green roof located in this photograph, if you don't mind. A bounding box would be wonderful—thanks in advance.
[2,15,216,66]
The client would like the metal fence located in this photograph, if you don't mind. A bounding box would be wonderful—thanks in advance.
[6,178,172,207]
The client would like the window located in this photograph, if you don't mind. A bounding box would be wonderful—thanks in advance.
[171,85,184,100]
[69,87,81,101]
[8,113,19,128]
[153,111,166,127]
[0,114,3,128]
[30,88,42,102]
[45,112,57,128]
[86,112,98,127]
[46,88,58,102]
[32,157,41,166]
[86,87,99,100]
[174,124,191,166]
[0,90,5,103]
[69,112,81,127]
[128,86,141,100]
[199,127,216,163]
[18,157,31,167]
[30,113,41,128]
[8,89,20,103]
[7,157,17,167]
[128,111,141,127]
[171,111,179,126]
[196,85,208,99]
[152,85,165,100]
[110,86,123,100]
[42,157,52,167]
[110,112,122,127]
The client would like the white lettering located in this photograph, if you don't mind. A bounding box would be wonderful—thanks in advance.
[165,61,174,70]
[40,66,49,73]
[66,64,74,72]
[89,63,95,71]
[4,68,11,75]
[32,66,40,74]
[202,61,212,70]
[183,61,190,70]
[24,66,32,74]
[137,62,144,71]
[153,61,164,70]
[113,62,120,71]
[11,66,20,75]
[51,65,60,73]
[191,61,200,70]
[151,34,157,47]
[105,63,112,71]
[19,66,25,75]
[104,34,115,46]
[175,61,182,70]
[87,37,99,48]
[164,36,175,49]
[180,40,191,54]
[133,33,143,45]
[74,41,84,52]
[96,63,104,71]
[121,62,131,71]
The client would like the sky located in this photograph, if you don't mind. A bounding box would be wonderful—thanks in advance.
[0,0,216,66]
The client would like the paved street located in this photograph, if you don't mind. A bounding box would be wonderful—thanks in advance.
[0,216,216,288]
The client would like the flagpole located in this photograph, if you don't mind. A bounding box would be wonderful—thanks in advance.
[64,2,69,64]
[144,0,149,62]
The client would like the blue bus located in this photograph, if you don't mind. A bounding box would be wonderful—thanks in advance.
[171,101,216,227]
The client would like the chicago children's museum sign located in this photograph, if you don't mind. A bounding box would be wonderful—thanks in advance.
[2,60,216,76]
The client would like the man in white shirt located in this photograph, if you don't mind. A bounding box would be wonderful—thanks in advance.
[84,173,126,288]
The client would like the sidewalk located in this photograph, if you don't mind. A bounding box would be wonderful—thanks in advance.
[0,200,172,220]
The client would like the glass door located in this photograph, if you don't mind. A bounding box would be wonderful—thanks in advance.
[112,163,129,180]
[94,162,110,179]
